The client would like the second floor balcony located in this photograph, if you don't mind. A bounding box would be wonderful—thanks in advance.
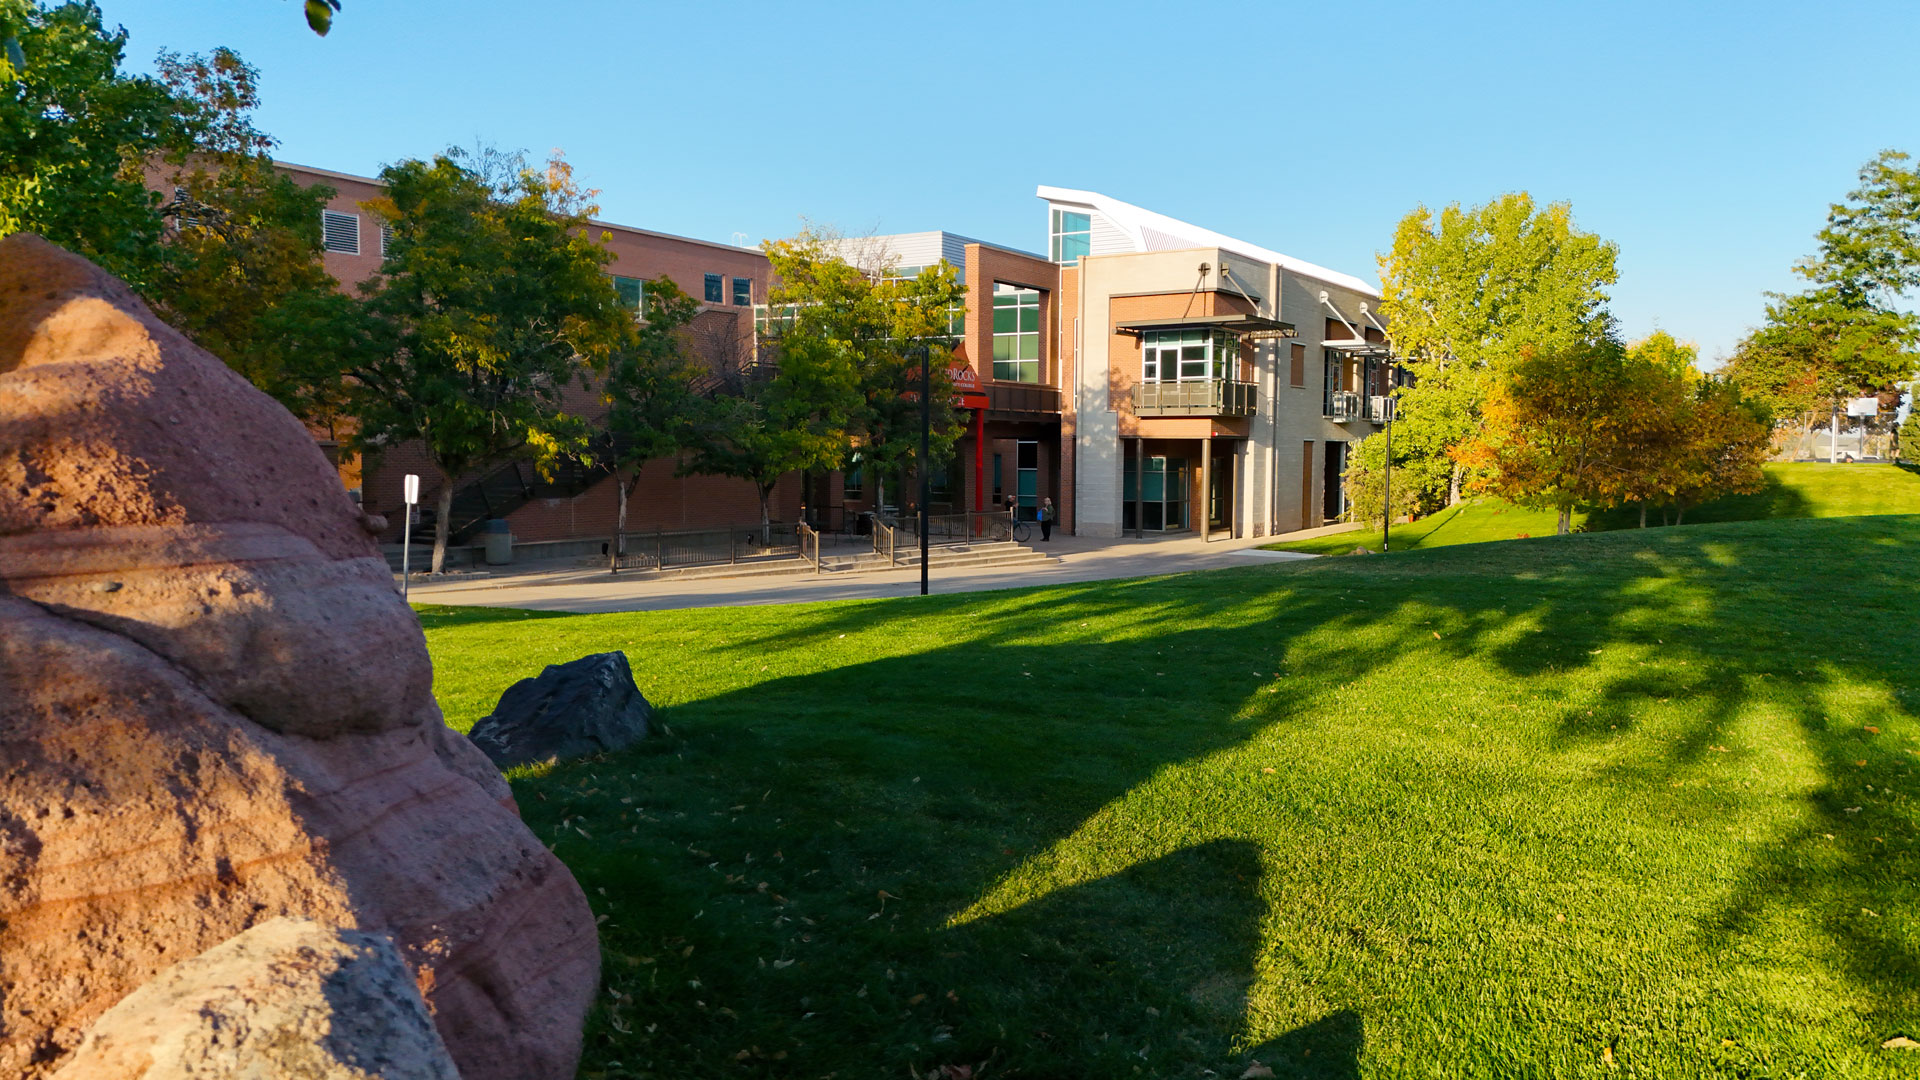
[1132,378,1259,418]
[987,381,1062,415]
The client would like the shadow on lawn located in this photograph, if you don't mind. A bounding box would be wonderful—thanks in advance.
[513,515,1918,1073]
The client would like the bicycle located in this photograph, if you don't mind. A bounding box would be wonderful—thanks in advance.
[988,517,1031,543]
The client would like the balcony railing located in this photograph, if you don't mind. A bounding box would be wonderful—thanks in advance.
[988,382,1062,415]
[1132,378,1259,418]
[1326,390,1362,422]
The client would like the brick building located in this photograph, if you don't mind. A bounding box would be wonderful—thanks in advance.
[277,162,803,554]
[263,162,1392,550]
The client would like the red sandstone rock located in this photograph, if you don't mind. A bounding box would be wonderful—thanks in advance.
[0,235,599,1080]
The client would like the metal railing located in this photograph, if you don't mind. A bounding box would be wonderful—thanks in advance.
[1132,378,1259,417]
[610,521,800,572]
[798,522,821,574]
[1325,390,1363,422]
[876,508,1018,550]
[871,516,898,565]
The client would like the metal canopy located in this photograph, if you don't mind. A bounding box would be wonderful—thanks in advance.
[1116,313,1296,336]
[1321,337,1392,358]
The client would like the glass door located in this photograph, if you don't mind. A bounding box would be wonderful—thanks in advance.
[1123,455,1190,531]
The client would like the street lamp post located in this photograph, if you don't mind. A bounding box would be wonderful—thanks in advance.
[917,344,930,596]
[1382,364,1394,553]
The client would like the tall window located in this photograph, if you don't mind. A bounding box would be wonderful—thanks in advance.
[992,283,1041,383]
[610,275,644,311]
[753,303,799,337]
[1323,349,1345,415]
[1141,328,1240,382]
[1050,209,1090,265]
[732,277,751,306]
[704,273,724,303]
[842,466,863,500]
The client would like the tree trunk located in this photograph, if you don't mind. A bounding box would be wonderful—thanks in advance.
[1675,503,1686,526]
[758,482,773,546]
[1638,502,1647,529]
[1449,464,1463,506]
[430,473,454,575]
[615,467,633,556]
[1557,505,1572,536]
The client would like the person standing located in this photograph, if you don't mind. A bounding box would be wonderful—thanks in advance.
[1039,497,1055,542]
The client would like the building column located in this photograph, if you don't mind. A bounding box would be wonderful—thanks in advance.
[1200,437,1212,543]
[1131,436,1144,540]
[973,407,985,516]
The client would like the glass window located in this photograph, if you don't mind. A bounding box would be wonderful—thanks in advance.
[842,466,863,499]
[704,273,724,303]
[992,283,1042,383]
[1050,209,1091,265]
[753,303,798,337]
[610,275,643,311]
[1142,328,1239,383]
[732,277,751,306]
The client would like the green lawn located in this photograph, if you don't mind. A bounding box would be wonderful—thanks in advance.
[423,515,1920,1078]
[1267,462,1920,555]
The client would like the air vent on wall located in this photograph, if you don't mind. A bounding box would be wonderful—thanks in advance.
[321,210,360,255]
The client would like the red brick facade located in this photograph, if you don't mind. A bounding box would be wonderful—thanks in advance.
[274,162,795,545]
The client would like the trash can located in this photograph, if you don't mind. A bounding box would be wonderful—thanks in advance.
[482,518,513,565]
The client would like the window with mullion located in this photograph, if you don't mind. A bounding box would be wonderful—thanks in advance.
[991,284,1041,383]
[1050,209,1091,265]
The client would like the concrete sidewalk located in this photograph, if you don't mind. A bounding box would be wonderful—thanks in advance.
[403,522,1357,614]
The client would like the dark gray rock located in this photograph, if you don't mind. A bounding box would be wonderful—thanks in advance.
[468,651,653,769]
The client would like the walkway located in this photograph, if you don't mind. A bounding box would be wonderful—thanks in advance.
[403,522,1357,614]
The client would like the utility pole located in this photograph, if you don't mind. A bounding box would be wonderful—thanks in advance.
[918,344,931,596]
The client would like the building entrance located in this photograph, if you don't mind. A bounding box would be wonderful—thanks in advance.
[1123,454,1189,531]
[1322,441,1346,523]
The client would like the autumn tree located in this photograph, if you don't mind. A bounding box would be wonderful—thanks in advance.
[1659,376,1771,523]
[1454,341,1660,535]
[759,228,967,508]
[1376,194,1620,505]
[344,151,627,573]
[601,276,706,552]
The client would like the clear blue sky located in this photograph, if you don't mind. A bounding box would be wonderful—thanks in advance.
[106,0,1920,364]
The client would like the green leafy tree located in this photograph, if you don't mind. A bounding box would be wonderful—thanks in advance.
[681,331,861,541]
[1339,431,1429,530]
[145,48,350,424]
[760,228,966,509]
[0,1,185,284]
[602,276,706,551]
[1727,151,1920,455]
[344,151,627,573]
[1376,194,1620,504]
[1899,405,1920,462]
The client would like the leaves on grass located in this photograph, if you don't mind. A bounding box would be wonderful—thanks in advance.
[1240,1063,1275,1078]
[1883,1035,1919,1049]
